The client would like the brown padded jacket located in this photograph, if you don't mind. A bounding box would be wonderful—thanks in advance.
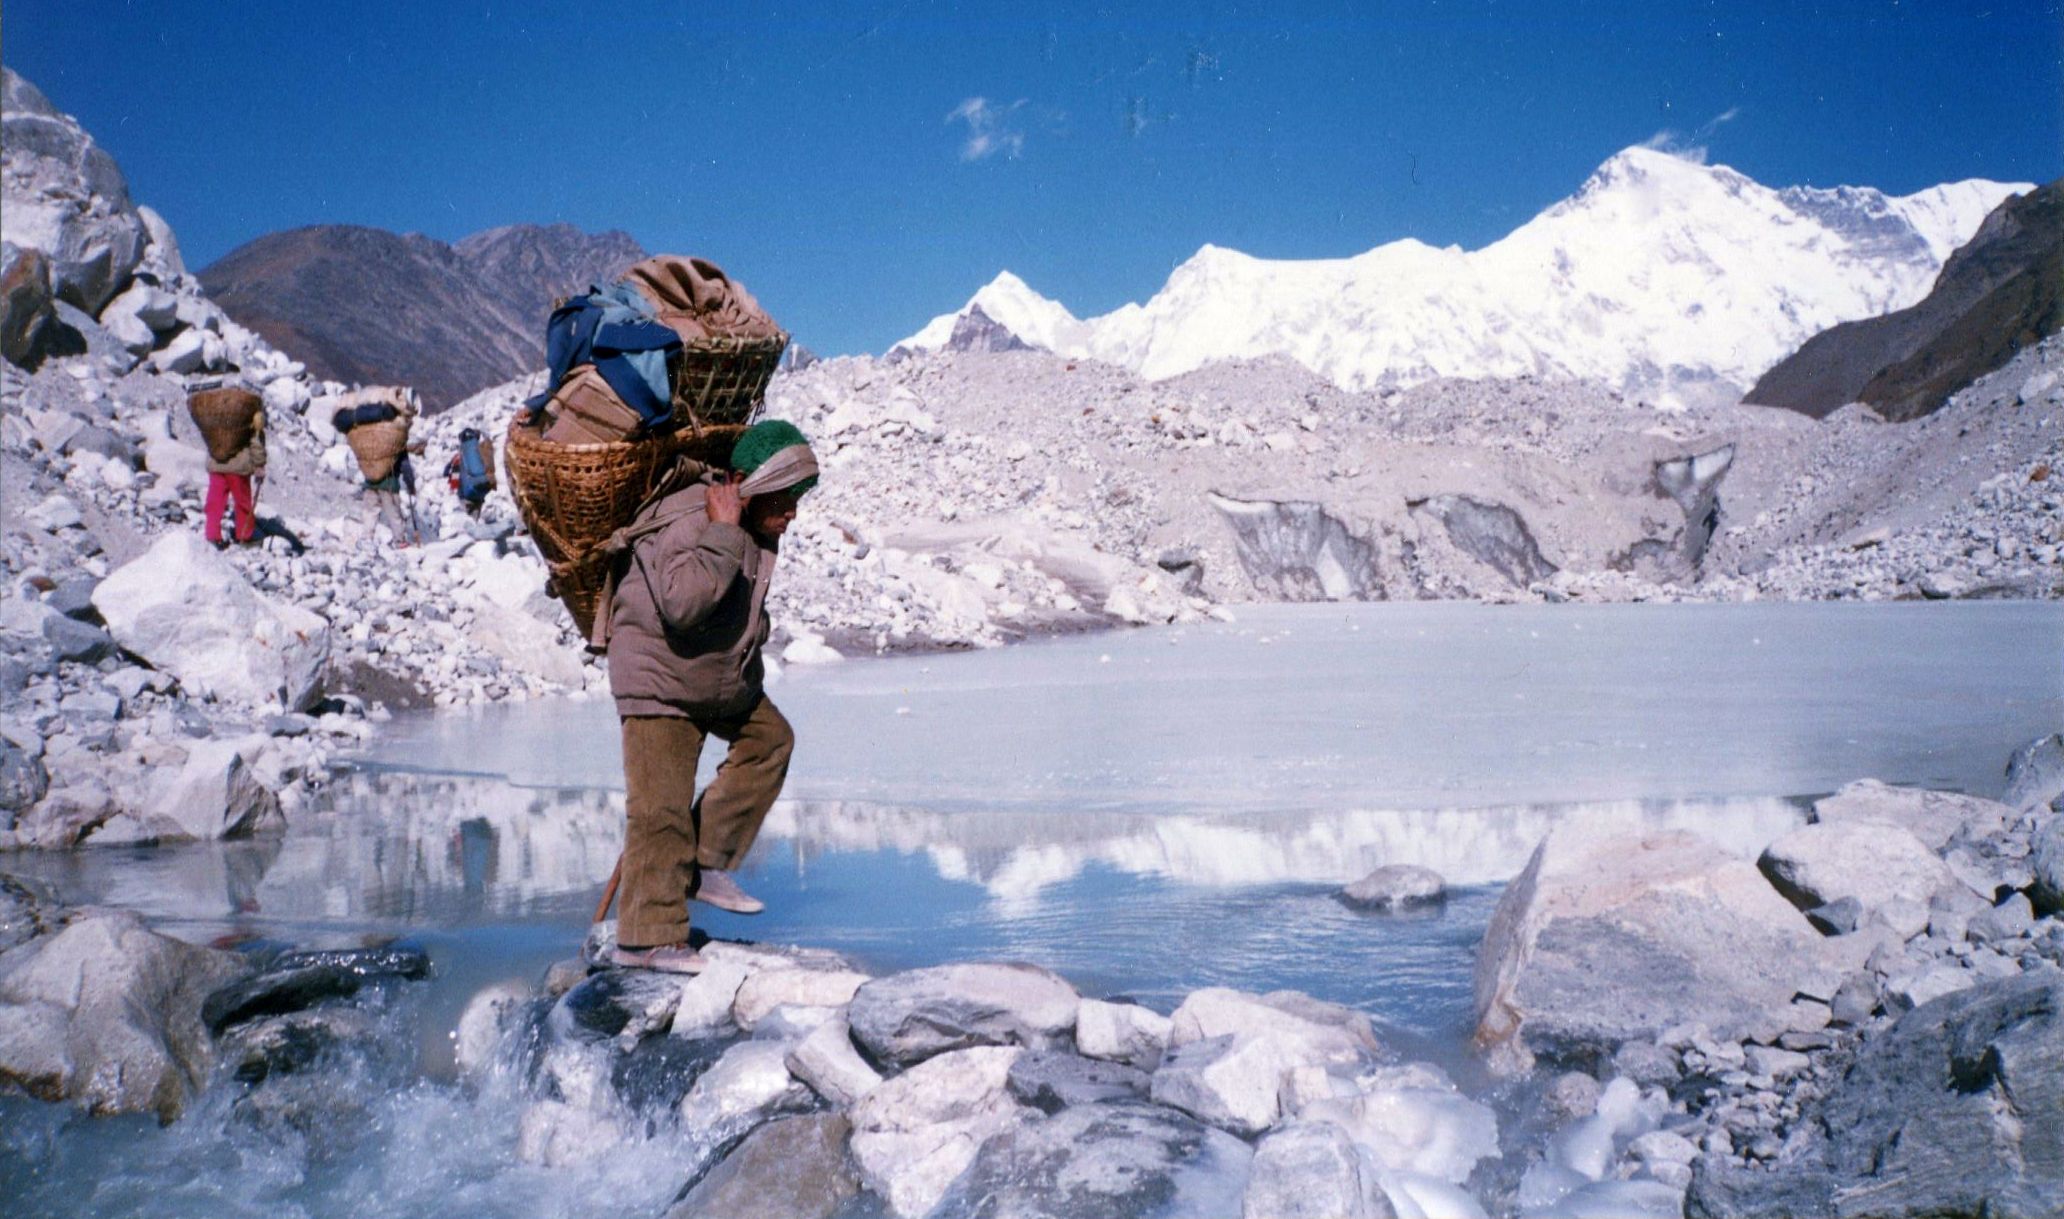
[604,478,774,722]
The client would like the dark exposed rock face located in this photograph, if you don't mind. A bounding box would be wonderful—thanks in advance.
[201,946,432,1034]
[198,222,644,409]
[1208,493,1381,600]
[1416,494,1558,587]
[1747,180,2063,422]
[944,303,1034,353]
[1686,974,2064,1219]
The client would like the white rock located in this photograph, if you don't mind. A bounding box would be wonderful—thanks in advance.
[1150,1031,1301,1136]
[1885,963,1975,1012]
[1076,997,1172,1070]
[1170,987,1380,1068]
[781,632,844,665]
[785,1015,883,1107]
[670,961,749,1039]
[678,1039,809,1143]
[849,1045,1027,1219]
[135,735,282,841]
[465,601,582,687]
[1758,821,1960,917]
[93,533,331,711]
[733,966,869,1031]
[262,376,308,415]
[0,70,148,314]
[1743,1044,1810,1079]
[150,328,207,374]
[1243,1122,1390,1219]
[0,909,247,1120]
[1629,1129,1699,1167]
[1475,828,1847,1072]
[26,494,82,531]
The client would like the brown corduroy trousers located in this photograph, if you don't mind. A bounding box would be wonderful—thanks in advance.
[616,697,793,948]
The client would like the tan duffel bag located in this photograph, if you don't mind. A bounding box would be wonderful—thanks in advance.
[540,365,646,446]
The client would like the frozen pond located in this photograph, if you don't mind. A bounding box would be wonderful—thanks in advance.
[4,600,2059,1217]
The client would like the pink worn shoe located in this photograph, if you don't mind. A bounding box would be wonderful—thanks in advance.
[610,942,706,974]
[692,869,765,915]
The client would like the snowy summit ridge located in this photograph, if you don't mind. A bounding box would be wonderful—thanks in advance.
[895,146,2029,407]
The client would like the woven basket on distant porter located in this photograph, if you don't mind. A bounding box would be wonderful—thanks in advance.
[188,387,262,464]
[504,417,747,638]
[346,418,410,483]
[670,331,787,428]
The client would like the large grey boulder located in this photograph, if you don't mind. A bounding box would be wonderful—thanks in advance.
[2004,733,2064,813]
[848,961,1078,1067]
[1169,987,1384,1067]
[1475,829,1849,1071]
[1151,1032,1304,1136]
[1,68,147,315]
[128,736,282,842]
[665,1113,857,1219]
[849,1045,1030,1218]
[785,1015,882,1107]
[93,532,331,711]
[930,1100,1255,1219]
[1809,779,2012,851]
[1075,997,1172,1070]
[1243,1122,1394,1219]
[1687,974,2064,1218]
[1757,821,1961,917]
[731,963,868,1031]
[1006,1048,1152,1112]
[1341,864,1446,911]
[0,908,249,1120]
[676,1039,814,1147]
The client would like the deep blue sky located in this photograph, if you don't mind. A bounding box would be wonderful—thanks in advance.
[7,2,2059,355]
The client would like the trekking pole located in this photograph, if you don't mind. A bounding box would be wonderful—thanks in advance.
[593,855,624,923]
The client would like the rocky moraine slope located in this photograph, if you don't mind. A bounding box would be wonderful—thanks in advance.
[2,60,2060,854]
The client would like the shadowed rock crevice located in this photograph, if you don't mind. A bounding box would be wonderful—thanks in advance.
[1413,494,1559,588]
[1655,445,1735,568]
[1207,493,1381,600]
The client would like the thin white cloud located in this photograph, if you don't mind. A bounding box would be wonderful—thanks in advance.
[948,96,1027,162]
[1642,105,1743,165]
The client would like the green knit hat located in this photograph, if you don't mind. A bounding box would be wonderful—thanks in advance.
[730,419,818,497]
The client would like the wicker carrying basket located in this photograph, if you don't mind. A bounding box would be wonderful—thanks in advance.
[346,418,409,483]
[189,388,262,464]
[670,331,787,428]
[504,418,747,638]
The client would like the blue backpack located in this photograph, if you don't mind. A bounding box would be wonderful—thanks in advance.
[524,283,680,431]
[457,432,491,501]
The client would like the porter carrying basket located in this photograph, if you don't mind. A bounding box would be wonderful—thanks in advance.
[504,418,747,638]
[346,418,410,484]
[188,387,262,465]
[621,254,787,429]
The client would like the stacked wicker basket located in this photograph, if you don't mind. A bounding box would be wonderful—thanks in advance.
[505,261,788,640]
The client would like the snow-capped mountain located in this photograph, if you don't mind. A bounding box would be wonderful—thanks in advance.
[896,146,2030,407]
